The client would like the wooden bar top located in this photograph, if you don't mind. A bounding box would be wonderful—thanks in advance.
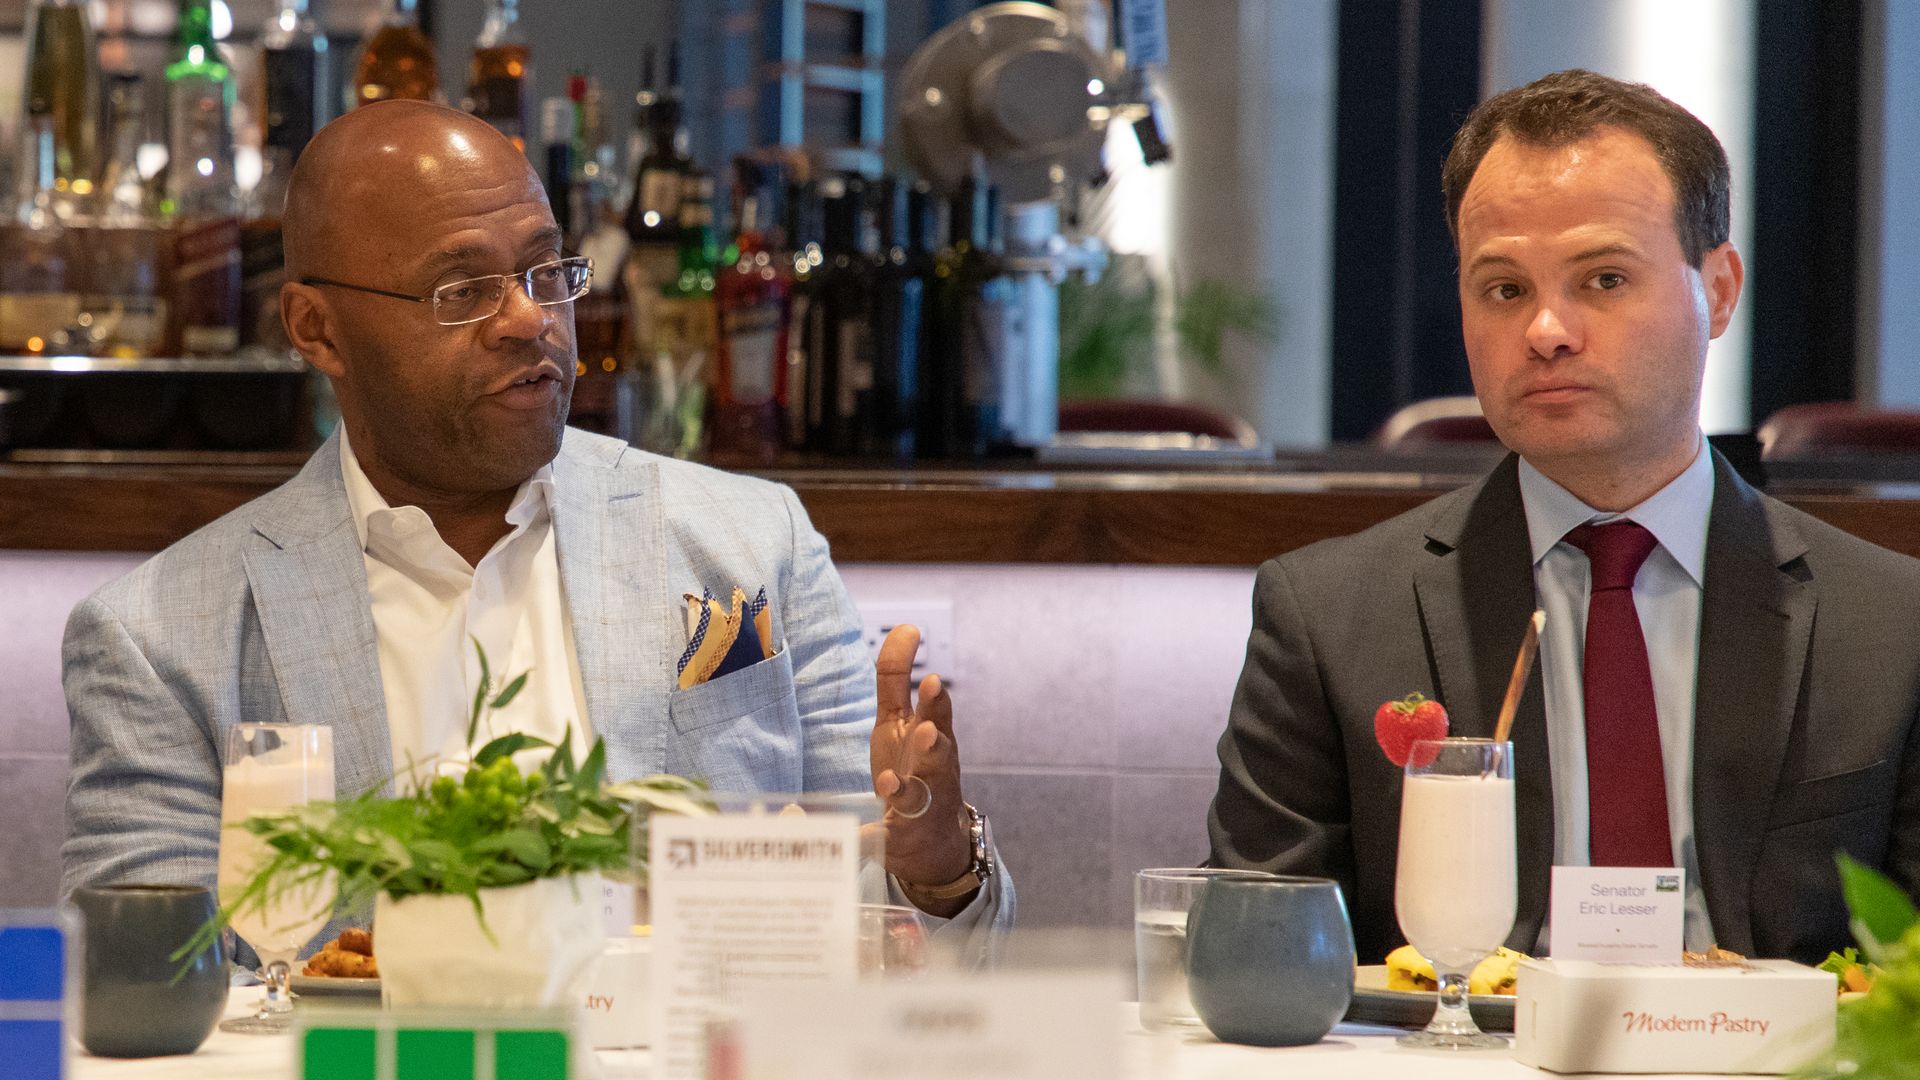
[8,450,1920,566]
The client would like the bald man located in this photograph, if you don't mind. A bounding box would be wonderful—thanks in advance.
[61,103,1011,961]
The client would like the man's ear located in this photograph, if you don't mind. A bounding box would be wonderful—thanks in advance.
[282,282,344,379]
[1702,242,1744,340]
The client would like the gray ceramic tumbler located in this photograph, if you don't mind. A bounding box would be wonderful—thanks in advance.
[73,884,229,1058]
[1185,875,1355,1047]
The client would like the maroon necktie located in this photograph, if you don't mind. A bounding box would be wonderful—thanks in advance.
[1564,521,1674,868]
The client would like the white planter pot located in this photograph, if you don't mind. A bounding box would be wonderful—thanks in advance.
[375,875,608,1010]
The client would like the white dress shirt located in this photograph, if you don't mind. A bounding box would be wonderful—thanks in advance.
[339,430,592,777]
[1519,440,1717,950]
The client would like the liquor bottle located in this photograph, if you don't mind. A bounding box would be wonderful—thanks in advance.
[619,47,691,380]
[710,159,791,462]
[973,186,1018,456]
[260,0,330,180]
[467,0,530,151]
[16,0,100,220]
[540,97,574,241]
[783,180,825,448]
[86,72,168,358]
[965,186,1017,456]
[353,0,439,107]
[814,178,880,456]
[868,180,933,459]
[921,180,1011,458]
[624,45,690,248]
[164,0,242,357]
[571,153,630,439]
[618,49,656,216]
[654,175,719,359]
[570,73,629,389]
[566,72,614,240]
[2,0,96,353]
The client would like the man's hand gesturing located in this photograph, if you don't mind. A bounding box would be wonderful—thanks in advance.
[870,624,976,916]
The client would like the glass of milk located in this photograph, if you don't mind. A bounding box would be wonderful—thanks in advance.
[1393,737,1516,1049]
[216,723,336,1034]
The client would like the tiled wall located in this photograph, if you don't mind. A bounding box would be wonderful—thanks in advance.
[0,552,1257,927]
[837,565,1256,929]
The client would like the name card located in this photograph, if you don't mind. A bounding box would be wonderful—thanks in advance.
[735,972,1123,1080]
[649,810,860,1080]
[1550,866,1685,963]
[597,877,638,937]
[0,909,74,1080]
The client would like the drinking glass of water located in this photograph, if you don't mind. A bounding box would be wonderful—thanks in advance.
[1133,867,1275,1031]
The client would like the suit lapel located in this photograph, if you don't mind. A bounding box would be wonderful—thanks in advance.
[1412,455,1554,947]
[243,435,393,799]
[1691,455,1813,954]
[551,434,674,781]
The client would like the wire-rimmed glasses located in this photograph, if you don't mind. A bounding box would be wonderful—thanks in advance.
[300,255,592,326]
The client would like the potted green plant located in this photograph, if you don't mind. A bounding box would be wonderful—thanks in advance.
[180,645,709,1009]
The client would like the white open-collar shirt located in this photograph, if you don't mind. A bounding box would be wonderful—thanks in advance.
[339,428,592,777]
[1519,439,1716,951]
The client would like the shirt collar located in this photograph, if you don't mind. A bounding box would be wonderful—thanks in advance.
[337,426,555,562]
[1518,438,1715,587]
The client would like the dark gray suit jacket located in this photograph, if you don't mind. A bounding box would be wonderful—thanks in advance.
[1208,452,1920,964]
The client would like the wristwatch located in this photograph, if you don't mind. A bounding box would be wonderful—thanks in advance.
[905,802,995,900]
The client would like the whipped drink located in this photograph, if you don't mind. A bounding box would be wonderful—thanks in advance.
[1394,772,1516,972]
[217,731,336,957]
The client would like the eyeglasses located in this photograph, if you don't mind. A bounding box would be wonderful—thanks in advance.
[300,256,593,326]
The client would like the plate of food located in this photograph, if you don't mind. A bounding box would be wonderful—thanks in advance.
[1343,946,1522,1032]
[292,928,380,1000]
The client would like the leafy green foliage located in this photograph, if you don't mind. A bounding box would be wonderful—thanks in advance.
[1174,279,1280,378]
[175,644,710,970]
[1839,852,1920,963]
[1058,257,1279,401]
[1797,856,1920,1079]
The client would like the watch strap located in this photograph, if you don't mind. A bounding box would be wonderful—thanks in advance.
[903,802,993,900]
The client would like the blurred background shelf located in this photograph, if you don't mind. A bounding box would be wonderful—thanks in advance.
[0,353,308,374]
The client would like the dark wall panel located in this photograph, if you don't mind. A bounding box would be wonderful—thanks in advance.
[1748,0,1863,424]
[1328,0,1481,442]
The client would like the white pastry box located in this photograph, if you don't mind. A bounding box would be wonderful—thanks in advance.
[1513,958,1835,1074]
[583,936,653,1049]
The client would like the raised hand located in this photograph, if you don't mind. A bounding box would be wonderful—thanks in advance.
[870,624,975,915]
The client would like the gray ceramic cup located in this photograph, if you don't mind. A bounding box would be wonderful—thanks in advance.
[72,884,229,1058]
[1185,875,1355,1047]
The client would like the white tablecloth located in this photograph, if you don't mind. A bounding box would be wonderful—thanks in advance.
[69,988,1719,1079]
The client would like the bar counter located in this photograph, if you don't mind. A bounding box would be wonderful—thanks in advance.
[8,451,1920,565]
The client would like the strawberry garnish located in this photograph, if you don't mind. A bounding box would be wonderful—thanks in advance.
[1374,692,1450,767]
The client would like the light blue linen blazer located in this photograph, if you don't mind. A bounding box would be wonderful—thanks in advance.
[62,428,1010,950]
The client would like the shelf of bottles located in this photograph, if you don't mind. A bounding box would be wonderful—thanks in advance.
[576,42,1028,466]
[2,0,446,452]
[7,0,1033,464]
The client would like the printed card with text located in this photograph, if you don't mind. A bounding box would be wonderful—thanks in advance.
[737,972,1124,1080]
[648,811,860,1080]
[1549,866,1686,963]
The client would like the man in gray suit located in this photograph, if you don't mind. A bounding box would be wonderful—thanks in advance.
[1209,70,1920,965]
[62,102,1008,952]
